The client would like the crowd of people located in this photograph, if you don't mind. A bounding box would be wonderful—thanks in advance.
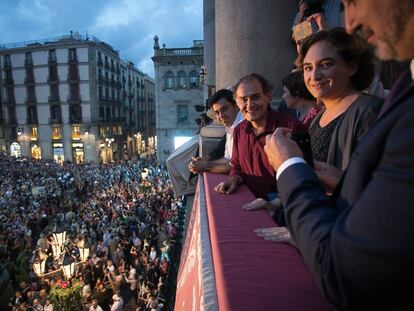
[0,155,184,311]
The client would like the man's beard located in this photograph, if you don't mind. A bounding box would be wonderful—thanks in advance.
[374,38,399,61]
[375,1,413,60]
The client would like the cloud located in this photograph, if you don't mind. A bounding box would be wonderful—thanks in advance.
[0,0,203,77]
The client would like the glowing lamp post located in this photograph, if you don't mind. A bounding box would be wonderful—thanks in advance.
[79,247,90,262]
[33,260,43,276]
[62,254,75,279]
[53,231,66,248]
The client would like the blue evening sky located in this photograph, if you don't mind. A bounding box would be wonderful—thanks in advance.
[0,0,204,77]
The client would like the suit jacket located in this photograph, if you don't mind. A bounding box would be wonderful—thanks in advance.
[277,78,414,310]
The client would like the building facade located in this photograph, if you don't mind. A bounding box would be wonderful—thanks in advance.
[151,36,204,163]
[0,32,155,163]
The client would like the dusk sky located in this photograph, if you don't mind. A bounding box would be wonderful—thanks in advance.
[0,0,204,77]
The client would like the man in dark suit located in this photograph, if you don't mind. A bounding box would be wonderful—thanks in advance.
[264,0,414,310]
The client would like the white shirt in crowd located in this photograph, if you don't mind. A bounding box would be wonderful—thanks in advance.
[110,298,124,311]
[224,112,244,160]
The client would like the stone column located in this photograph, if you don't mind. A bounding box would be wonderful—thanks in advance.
[215,0,298,97]
[203,0,216,101]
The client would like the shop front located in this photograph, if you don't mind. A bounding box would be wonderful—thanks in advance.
[72,142,84,164]
[31,143,42,160]
[53,142,65,163]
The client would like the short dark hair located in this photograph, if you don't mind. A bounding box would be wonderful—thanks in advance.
[209,89,236,108]
[234,73,274,95]
[282,71,315,100]
[296,28,375,91]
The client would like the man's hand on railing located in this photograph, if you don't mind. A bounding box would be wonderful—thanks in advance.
[242,197,283,218]
[254,227,296,247]
[188,156,210,173]
[214,175,242,195]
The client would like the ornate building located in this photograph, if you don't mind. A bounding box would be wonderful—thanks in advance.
[0,32,155,162]
[152,36,204,163]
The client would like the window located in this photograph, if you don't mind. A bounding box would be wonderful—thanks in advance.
[165,71,174,89]
[30,126,38,140]
[72,126,81,140]
[190,71,199,88]
[27,106,38,123]
[50,84,59,100]
[25,52,33,65]
[69,84,80,101]
[177,105,188,126]
[69,105,82,123]
[177,71,186,88]
[99,126,106,138]
[99,106,105,120]
[52,126,62,140]
[4,55,11,66]
[27,86,36,102]
[49,50,56,62]
[69,48,77,61]
[50,105,61,120]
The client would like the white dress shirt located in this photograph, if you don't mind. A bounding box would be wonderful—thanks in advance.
[224,112,244,160]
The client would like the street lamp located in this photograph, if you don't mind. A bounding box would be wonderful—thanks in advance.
[62,254,76,279]
[32,259,43,276]
[79,247,90,262]
[53,231,66,248]
[51,244,61,259]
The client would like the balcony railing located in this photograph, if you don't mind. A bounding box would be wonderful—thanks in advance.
[26,117,38,124]
[154,47,203,57]
[47,75,59,83]
[67,95,81,102]
[69,115,82,124]
[48,95,60,103]
[173,173,332,310]
[49,117,62,124]
[3,78,14,85]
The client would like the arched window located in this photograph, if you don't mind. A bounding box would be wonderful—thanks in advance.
[165,71,174,89]
[189,71,199,88]
[177,71,187,89]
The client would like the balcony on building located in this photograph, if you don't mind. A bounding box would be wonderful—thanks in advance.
[69,105,82,124]
[47,74,59,84]
[49,116,63,124]
[48,56,57,64]
[48,95,60,104]
[24,59,33,67]
[3,77,14,85]
[24,76,35,85]
[3,61,12,70]
[169,127,332,310]
[26,116,38,125]
[67,94,81,104]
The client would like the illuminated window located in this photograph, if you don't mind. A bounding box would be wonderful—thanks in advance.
[30,126,38,140]
[31,144,42,160]
[72,126,81,140]
[52,126,62,140]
